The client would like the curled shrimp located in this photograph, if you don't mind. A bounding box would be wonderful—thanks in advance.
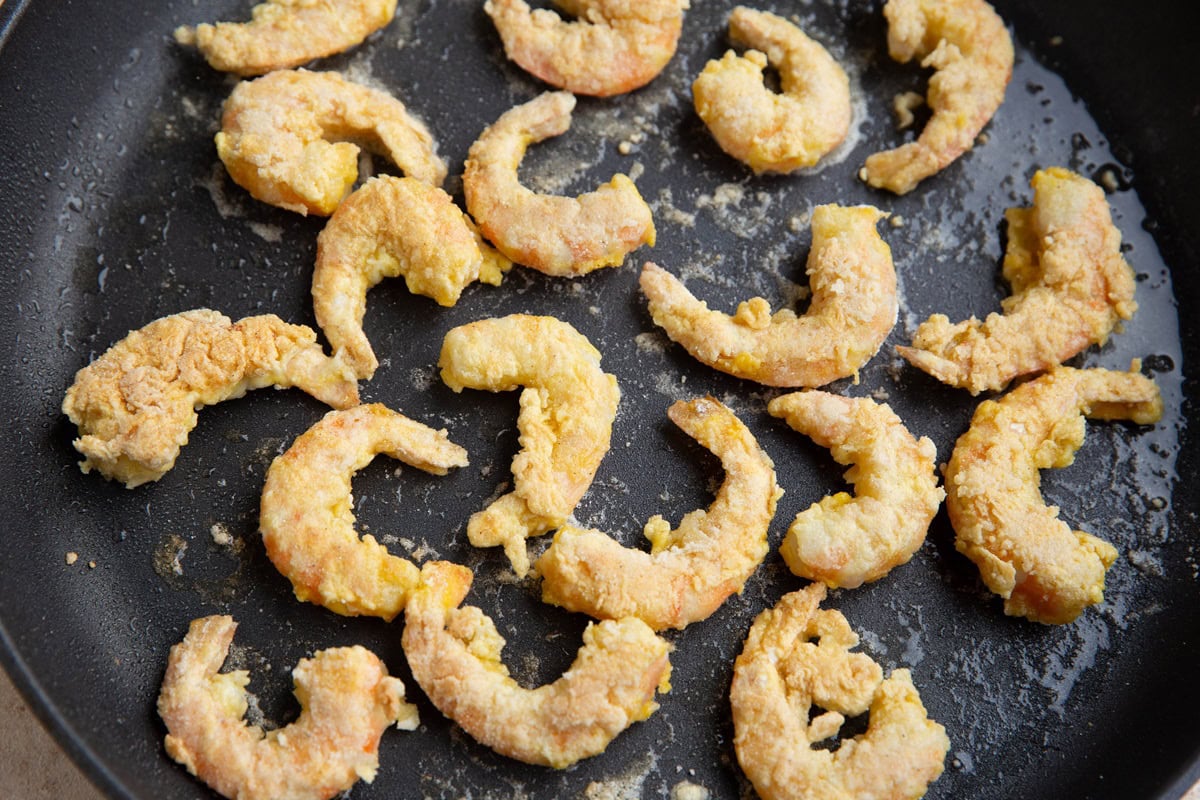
[537,396,782,630]
[401,561,672,768]
[62,309,358,488]
[898,167,1139,395]
[862,0,1013,194]
[439,314,620,577]
[216,69,446,216]
[174,0,397,77]
[768,391,944,589]
[731,584,950,800]
[485,0,686,97]
[944,364,1163,624]
[312,176,511,379]
[260,403,469,621]
[640,204,896,387]
[692,7,852,173]
[463,91,656,276]
[158,615,418,800]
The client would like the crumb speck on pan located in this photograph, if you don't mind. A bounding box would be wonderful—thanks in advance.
[65,552,78,565]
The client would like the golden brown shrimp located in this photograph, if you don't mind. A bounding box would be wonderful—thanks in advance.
[898,167,1138,395]
[537,396,782,630]
[158,615,418,800]
[485,0,686,97]
[640,204,896,387]
[216,69,446,216]
[944,364,1163,624]
[439,314,620,576]
[768,391,944,589]
[463,91,655,276]
[731,584,950,800]
[401,561,672,768]
[62,309,358,488]
[312,176,511,379]
[174,0,397,77]
[862,0,1013,194]
[692,7,852,173]
[259,404,469,621]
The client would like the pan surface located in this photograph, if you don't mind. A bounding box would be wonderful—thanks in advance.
[1,1,1198,799]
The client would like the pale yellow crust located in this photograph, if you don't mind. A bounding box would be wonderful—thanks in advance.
[401,562,672,768]
[61,309,358,488]
[259,403,468,620]
[157,615,418,800]
[537,396,782,630]
[944,364,1163,624]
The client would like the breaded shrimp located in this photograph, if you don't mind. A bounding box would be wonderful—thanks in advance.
[862,0,1013,194]
[439,315,620,576]
[158,615,418,800]
[692,7,852,173]
[640,204,896,387]
[463,91,656,276]
[485,0,686,97]
[312,176,511,379]
[944,364,1163,624]
[216,69,446,216]
[401,561,672,768]
[260,404,469,621]
[768,391,944,589]
[537,397,782,630]
[898,167,1138,395]
[174,0,397,77]
[731,584,949,800]
[62,309,358,488]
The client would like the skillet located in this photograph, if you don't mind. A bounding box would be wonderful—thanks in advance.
[1,0,1198,798]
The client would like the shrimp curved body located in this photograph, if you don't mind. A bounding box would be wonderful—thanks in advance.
[401,561,672,768]
[463,91,655,276]
[537,396,782,630]
[312,176,511,379]
[174,0,397,77]
[898,167,1138,395]
[769,391,943,589]
[439,315,620,576]
[731,584,949,800]
[260,404,469,621]
[158,615,417,800]
[862,0,1013,194]
[216,69,445,216]
[62,309,358,488]
[944,365,1163,624]
[640,204,896,387]
[485,0,685,97]
[692,7,851,173]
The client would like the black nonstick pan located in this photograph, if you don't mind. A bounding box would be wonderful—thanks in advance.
[2,0,1198,798]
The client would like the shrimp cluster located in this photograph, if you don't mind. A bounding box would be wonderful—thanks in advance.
[485,0,686,97]
[731,584,949,800]
[640,204,897,387]
[944,364,1162,624]
[463,91,656,276]
[439,315,620,576]
[692,7,851,173]
[768,391,944,589]
[312,175,511,379]
[899,167,1138,395]
[538,396,782,630]
[62,310,358,488]
[401,561,672,768]
[157,615,418,800]
[862,0,1014,194]
[174,0,397,76]
[216,69,445,216]
[260,404,469,621]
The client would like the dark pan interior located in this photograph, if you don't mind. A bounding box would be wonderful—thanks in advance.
[1,1,1198,799]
